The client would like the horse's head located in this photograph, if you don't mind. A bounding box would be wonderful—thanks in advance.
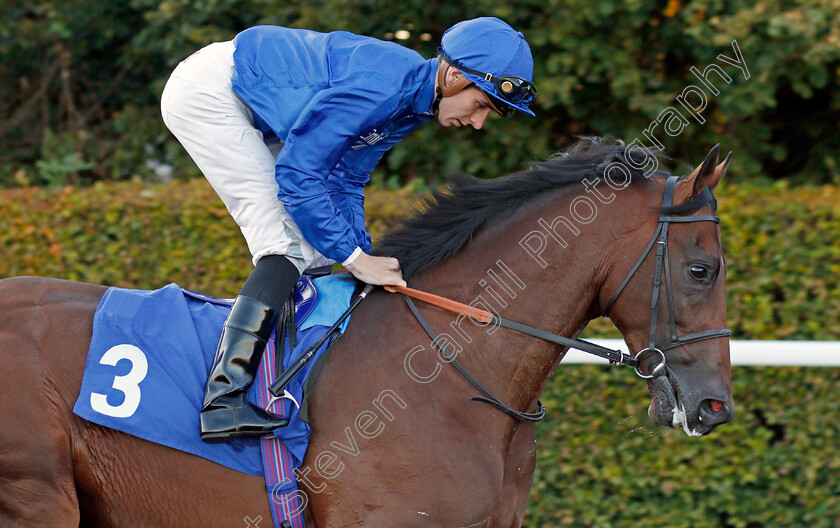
[604,145,733,436]
[377,138,734,436]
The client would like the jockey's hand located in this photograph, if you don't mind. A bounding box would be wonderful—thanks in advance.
[344,253,407,288]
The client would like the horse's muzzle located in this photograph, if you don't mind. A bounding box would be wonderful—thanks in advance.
[647,373,734,436]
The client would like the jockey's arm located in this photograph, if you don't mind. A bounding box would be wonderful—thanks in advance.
[326,163,406,286]
[324,111,430,286]
[273,80,397,264]
[272,80,407,285]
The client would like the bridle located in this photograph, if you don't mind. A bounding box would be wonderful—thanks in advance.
[393,175,730,421]
[602,175,732,378]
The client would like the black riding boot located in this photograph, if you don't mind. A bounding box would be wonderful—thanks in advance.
[200,295,289,442]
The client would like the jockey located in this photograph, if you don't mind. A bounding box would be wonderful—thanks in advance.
[160,17,537,442]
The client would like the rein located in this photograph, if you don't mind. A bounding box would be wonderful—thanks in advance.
[391,175,731,422]
[389,287,630,423]
[400,294,547,422]
[387,285,637,368]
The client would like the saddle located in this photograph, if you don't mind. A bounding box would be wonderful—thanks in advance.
[186,275,314,355]
[182,274,346,417]
[181,274,319,324]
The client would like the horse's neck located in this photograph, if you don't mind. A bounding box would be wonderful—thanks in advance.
[408,190,622,418]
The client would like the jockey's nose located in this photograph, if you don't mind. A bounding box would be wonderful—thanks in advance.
[471,108,491,130]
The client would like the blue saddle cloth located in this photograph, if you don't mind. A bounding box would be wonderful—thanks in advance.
[73,274,357,476]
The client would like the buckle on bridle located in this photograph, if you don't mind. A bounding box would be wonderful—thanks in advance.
[634,347,667,379]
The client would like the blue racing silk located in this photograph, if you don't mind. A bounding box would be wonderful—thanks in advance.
[232,26,437,263]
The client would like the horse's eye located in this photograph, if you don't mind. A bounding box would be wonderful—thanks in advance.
[690,265,708,281]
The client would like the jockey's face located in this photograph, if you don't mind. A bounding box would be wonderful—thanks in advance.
[437,86,494,130]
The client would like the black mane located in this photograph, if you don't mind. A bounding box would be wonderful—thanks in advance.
[374,137,674,279]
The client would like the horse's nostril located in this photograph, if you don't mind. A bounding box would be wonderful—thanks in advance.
[700,398,734,427]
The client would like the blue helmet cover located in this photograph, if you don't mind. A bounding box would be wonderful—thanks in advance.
[439,17,535,116]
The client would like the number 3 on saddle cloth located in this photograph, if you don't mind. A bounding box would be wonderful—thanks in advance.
[73,274,359,528]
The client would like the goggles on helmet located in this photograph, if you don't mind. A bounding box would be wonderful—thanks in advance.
[485,96,516,118]
[445,56,537,109]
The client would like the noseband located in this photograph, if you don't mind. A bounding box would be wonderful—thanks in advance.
[603,175,731,378]
[395,175,730,421]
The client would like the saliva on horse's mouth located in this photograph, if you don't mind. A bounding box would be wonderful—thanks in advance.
[670,389,686,427]
[648,371,697,435]
[667,380,707,437]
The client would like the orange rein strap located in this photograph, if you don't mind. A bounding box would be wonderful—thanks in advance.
[384,285,493,324]
[385,284,638,370]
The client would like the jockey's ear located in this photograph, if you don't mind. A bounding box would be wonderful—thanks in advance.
[674,145,731,203]
[445,66,462,84]
[441,66,472,96]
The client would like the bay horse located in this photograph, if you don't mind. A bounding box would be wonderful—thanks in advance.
[0,139,734,527]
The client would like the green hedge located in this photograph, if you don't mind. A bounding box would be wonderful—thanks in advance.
[1,179,838,526]
[530,365,840,528]
[0,178,424,295]
[2,177,839,338]
[720,182,840,340]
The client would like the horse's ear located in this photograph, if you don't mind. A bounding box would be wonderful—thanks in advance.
[713,151,733,187]
[674,145,731,203]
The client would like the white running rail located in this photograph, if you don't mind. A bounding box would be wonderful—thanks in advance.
[566,340,840,366]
